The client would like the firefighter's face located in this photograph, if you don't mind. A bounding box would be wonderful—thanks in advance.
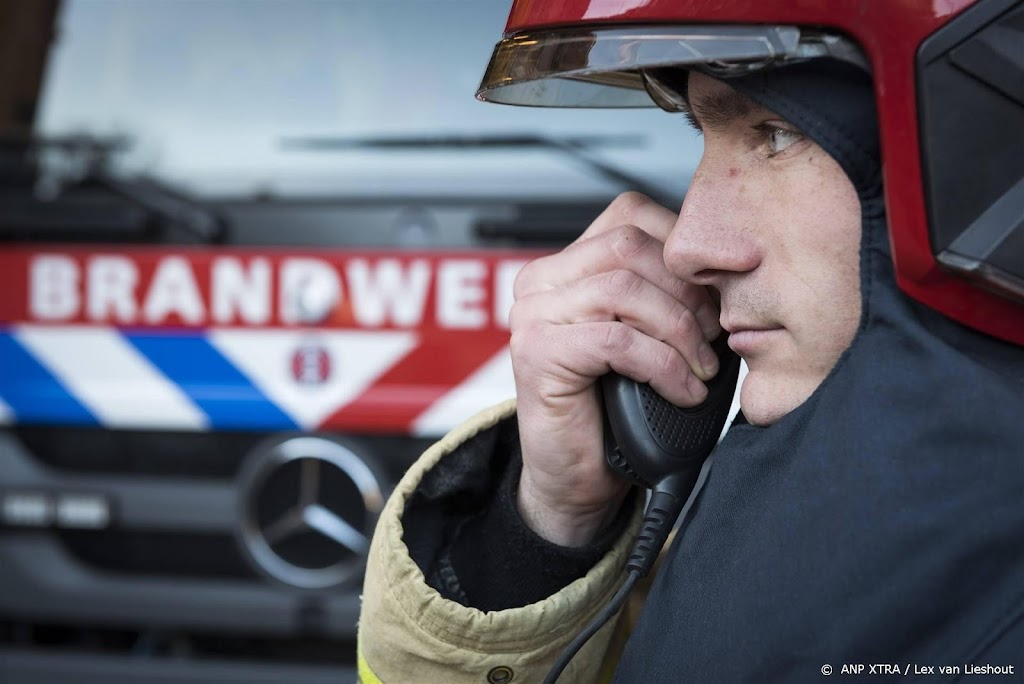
[664,72,862,426]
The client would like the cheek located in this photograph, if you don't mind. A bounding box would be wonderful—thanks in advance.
[739,155,863,425]
[775,156,863,335]
[800,168,863,343]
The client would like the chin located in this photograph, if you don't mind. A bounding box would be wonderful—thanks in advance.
[738,369,810,427]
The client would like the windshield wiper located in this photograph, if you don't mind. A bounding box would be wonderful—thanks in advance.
[0,134,229,243]
[279,133,675,207]
[91,171,228,243]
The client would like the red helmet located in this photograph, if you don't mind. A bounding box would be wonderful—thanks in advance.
[477,0,1024,345]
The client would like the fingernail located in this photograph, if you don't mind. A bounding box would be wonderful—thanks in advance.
[699,344,719,378]
[688,374,708,402]
[696,302,721,340]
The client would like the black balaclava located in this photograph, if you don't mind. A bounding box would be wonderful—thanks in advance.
[614,62,1024,681]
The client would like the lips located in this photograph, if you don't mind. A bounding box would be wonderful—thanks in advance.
[720,317,782,335]
[723,324,779,334]
[721,318,783,355]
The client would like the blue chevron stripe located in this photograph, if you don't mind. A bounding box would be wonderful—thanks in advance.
[126,332,298,430]
[0,330,99,426]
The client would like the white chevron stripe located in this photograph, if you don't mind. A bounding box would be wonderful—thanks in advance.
[208,329,417,430]
[13,325,208,429]
[412,346,515,437]
[0,395,12,424]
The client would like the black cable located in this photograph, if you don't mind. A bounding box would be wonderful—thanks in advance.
[542,568,641,684]
[546,352,736,681]
[543,489,687,683]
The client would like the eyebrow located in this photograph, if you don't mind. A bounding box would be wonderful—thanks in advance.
[682,88,761,133]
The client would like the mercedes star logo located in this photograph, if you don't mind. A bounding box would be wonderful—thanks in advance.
[238,436,386,589]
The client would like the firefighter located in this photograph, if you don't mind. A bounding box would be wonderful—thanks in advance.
[359,1,1024,681]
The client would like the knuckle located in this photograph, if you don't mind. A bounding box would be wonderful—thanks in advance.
[512,261,538,299]
[600,322,632,353]
[507,299,528,332]
[608,223,652,263]
[509,323,542,361]
[672,305,698,338]
[659,347,684,378]
[601,269,644,300]
[610,191,653,222]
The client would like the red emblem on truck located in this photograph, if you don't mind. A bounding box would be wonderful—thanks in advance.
[291,344,331,385]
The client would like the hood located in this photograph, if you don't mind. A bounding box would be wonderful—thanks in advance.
[615,61,1024,680]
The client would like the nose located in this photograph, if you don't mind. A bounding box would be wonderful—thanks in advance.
[663,157,761,287]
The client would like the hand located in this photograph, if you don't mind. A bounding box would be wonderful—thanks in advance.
[510,192,722,547]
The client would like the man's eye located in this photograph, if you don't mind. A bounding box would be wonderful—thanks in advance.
[766,126,803,154]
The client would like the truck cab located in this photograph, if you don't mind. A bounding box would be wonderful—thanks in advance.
[0,2,700,681]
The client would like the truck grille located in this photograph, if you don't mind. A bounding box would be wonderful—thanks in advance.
[57,530,256,580]
[13,427,262,479]
[5,426,426,583]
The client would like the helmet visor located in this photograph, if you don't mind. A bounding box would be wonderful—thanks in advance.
[477,25,866,107]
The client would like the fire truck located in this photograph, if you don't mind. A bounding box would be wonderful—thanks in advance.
[0,2,697,681]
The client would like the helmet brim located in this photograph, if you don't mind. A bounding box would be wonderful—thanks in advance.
[476,25,866,108]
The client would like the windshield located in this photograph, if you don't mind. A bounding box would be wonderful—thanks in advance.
[36,0,702,200]
[24,0,708,250]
